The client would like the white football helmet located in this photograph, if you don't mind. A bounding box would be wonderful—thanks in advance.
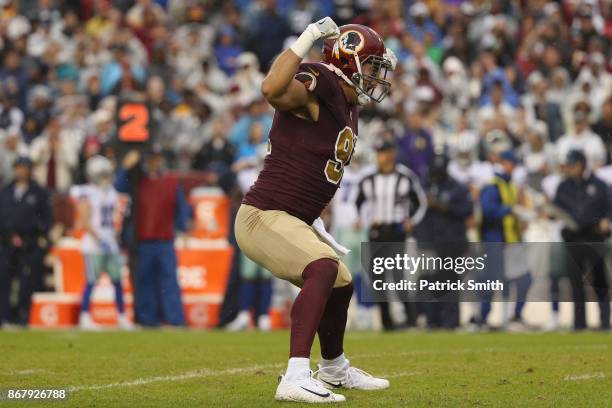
[86,155,113,188]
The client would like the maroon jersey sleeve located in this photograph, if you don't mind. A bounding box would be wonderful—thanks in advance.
[294,63,339,106]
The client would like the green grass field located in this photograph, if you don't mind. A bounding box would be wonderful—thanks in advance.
[0,330,610,407]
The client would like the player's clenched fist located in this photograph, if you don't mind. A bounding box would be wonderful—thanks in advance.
[307,17,340,41]
[290,16,339,58]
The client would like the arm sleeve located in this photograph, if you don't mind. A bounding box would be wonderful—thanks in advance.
[114,167,132,194]
[174,186,190,233]
[553,183,565,210]
[0,193,5,240]
[602,182,611,220]
[480,185,511,221]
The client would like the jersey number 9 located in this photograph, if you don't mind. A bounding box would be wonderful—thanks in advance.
[325,127,356,185]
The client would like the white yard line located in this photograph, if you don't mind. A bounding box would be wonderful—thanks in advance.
[68,363,284,392]
[0,369,47,376]
[563,372,607,381]
[14,369,46,375]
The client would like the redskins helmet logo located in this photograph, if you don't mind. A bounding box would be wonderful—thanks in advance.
[338,30,365,55]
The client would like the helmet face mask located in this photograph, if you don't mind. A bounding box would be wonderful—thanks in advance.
[323,24,393,104]
[86,155,114,189]
[353,55,392,103]
[95,172,113,189]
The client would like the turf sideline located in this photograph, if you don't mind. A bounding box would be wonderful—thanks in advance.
[65,345,609,392]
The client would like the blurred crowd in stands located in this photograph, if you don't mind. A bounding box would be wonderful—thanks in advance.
[1,0,611,331]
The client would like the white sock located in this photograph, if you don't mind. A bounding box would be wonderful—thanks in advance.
[285,357,310,381]
[551,312,559,324]
[320,353,349,376]
[321,353,348,367]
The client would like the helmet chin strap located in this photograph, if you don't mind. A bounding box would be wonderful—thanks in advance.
[323,60,371,106]
[351,53,371,106]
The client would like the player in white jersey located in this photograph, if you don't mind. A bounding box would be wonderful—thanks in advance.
[71,155,132,330]
[330,163,374,329]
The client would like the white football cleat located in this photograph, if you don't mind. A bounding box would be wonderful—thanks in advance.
[316,364,389,391]
[225,311,251,331]
[117,314,135,330]
[543,314,560,332]
[257,315,271,331]
[275,371,345,403]
[79,312,101,331]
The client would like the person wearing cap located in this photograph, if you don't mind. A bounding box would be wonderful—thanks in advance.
[477,79,516,130]
[476,149,531,330]
[407,2,441,44]
[115,148,190,327]
[523,72,564,142]
[520,121,556,189]
[214,25,244,77]
[26,85,52,131]
[0,127,29,187]
[0,91,24,131]
[243,0,290,70]
[29,116,79,192]
[100,44,146,96]
[0,156,52,326]
[553,149,610,330]
[397,107,434,180]
[231,52,265,104]
[355,137,427,330]
[414,154,473,328]
[556,101,605,170]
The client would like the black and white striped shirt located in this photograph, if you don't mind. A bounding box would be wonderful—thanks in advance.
[355,164,427,226]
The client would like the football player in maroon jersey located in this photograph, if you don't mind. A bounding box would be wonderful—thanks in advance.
[235,17,396,403]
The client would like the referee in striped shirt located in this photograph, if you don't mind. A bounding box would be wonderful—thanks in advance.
[355,137,427,330]
[355,139,427,240]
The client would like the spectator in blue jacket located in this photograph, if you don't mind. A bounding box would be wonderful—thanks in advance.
[100,45,146,96]
[0,157,52,326]
[554,149,610,330]
[228,98,272,150]
[214,25,244,77]
[243,0,291,70]
[476,150,531,329]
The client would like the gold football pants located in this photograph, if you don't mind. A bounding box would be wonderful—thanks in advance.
[235,204,352,288]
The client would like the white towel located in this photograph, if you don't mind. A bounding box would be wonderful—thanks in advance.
[311,217,350,256]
